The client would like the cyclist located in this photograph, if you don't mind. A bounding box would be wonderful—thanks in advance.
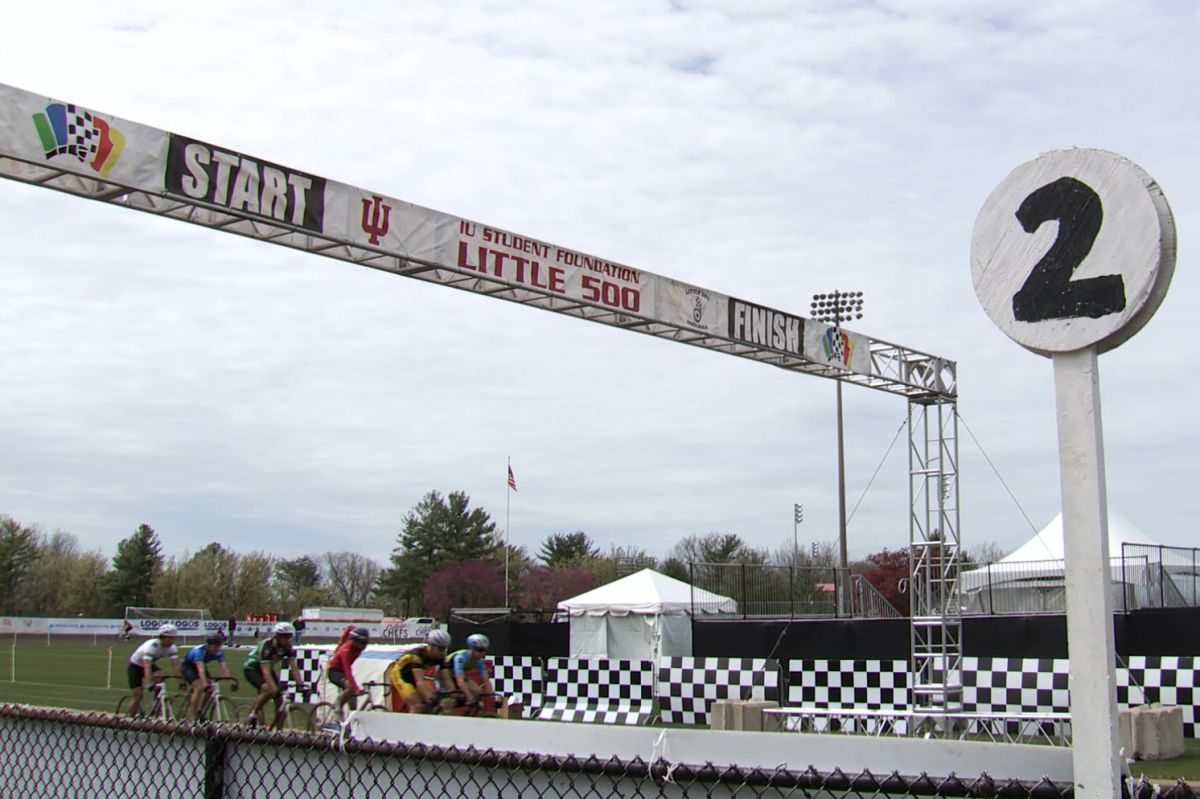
[126,624,182,716]
[182,633,235,720]
[385,628,451,713]
[327,626,370,718]
[447,633,496,713]
[243,621,296,729]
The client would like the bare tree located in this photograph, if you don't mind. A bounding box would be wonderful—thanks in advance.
[321,551,383,607]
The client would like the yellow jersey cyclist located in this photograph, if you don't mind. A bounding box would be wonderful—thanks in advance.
[386,629,451,713]
[181,633,235,719]
[243,621,296,729]
[126,624,182,716]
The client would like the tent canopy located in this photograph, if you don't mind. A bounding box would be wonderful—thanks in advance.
[992,509,1159,564]
[557,569,737,659]
[557,568,738,617]
[961,509,1164,599]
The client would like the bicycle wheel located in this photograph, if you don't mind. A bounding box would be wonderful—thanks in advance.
[171,694,193,721]
[209,697,239,724]
[115,695,136,717]
[308,702,340,731]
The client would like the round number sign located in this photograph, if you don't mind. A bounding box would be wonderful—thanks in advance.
[971,148,1176,355]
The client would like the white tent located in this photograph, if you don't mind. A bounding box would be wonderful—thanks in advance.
[960,509,1174,613]
[557,568,738,660]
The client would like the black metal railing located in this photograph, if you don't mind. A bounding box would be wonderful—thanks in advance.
[961,544,1200,616]
[689,563,842,619]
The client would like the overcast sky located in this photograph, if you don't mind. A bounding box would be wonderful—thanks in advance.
[0,1,1196,568]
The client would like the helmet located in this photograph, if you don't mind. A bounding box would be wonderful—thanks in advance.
[158,624,178,637]
[466,633,489,651]
[424,629,451,648]
[273,622,295,636]
[349,627,370,644]
[205,634,223,645]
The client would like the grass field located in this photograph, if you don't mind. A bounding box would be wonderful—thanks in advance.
[2,635,1197,787]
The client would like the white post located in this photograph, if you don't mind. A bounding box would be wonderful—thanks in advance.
[106,646,113,689]
[1054,348,1121,798]
[10,633,15,682]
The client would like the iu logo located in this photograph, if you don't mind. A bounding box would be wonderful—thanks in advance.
[361,195,391,245]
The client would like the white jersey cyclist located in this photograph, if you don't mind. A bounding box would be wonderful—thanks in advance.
[128,637,179,667]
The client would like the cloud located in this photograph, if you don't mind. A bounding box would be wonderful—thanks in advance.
[0,1,1197,569]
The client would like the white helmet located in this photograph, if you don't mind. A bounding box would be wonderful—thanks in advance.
[273,622,295,636]
[158,624,178,637]
[425,629,451,648]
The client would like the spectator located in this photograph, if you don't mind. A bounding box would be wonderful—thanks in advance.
[292,616,307,644]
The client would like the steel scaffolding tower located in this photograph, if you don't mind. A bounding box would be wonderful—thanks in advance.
[908,398,963,713]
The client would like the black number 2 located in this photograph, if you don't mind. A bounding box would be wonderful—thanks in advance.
[1011,176,1126,322]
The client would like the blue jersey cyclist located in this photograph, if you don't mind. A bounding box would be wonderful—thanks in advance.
[181,633,235,720]
[448,633,494,707]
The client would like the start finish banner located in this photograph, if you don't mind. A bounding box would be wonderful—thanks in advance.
[0,82,872,379]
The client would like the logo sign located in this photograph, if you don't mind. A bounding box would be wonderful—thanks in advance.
[361,194,391,245]
[728,298,803,356]
[31,102,124,177]
[165,134,326,233]
[971,149,1175,355]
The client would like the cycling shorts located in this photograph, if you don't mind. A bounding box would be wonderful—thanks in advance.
[328,668,347,689]
[180,662,205,685]
[127,662,161,689]
[244,668,288,694]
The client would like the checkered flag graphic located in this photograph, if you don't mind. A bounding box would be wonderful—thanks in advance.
[63,105,100,163]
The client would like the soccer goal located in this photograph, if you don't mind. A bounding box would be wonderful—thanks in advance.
[124,607,215,638]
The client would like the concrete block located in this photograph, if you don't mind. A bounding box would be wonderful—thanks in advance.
[1118,708,1134,756]
[1131,705,1184,761]
[709,700,781,731]
[737,700,780,732]
[709,700,736,730]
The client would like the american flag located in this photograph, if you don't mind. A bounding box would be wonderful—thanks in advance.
[507,465,517,491]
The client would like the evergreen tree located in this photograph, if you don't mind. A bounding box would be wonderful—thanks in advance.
[103,523,163,613]
[537,531,599,567]
[0,516,39,614]
[377,490,501,615]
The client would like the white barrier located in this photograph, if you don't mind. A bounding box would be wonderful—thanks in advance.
[0,616,439,641]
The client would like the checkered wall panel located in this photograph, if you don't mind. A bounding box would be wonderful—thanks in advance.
[786,659,909,711]
[492,656,543,719]
[962,658,1070,715]
[657,657,781,725]
[1120,656,1198,738]
[285,646,332,703]
[537,657,655,725]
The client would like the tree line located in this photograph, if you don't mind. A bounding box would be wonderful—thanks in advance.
[0,493,1008,619]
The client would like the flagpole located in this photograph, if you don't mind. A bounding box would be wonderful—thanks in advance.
[505,456,511,608]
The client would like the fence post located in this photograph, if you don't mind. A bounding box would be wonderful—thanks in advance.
[1120,545,1128,613]
[740,563,747,620]
[1159,545,1166,609]
[789,566,795,620]
[204,730,225,799]
[986,562,994,615]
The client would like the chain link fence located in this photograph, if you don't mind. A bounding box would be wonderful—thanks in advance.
[4,703,1192,798]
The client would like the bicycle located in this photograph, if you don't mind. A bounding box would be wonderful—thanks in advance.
[435,688,503,718]
[358,680,392,712]
[239,676,313,731]
[178,676,240,723]
[116,677,186,721]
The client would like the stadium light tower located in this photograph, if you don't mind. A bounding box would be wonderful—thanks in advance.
[810,290,864,616]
